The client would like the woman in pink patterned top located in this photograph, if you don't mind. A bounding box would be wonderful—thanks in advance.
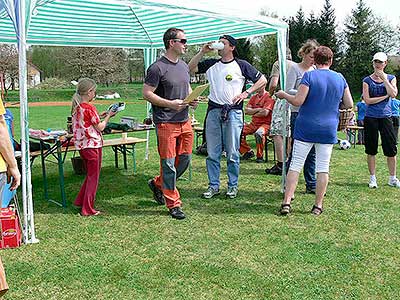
[71,78,115,216]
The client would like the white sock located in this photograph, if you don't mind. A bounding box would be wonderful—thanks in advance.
[370,175,377,182]
[389,175,396,182]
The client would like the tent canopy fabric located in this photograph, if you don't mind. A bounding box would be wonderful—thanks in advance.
[0,0,288,48]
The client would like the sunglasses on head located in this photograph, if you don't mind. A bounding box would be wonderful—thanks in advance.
[373,60,384,64]
[172,38,187,45]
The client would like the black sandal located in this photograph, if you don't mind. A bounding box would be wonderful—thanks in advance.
[311,205,323,215]
[280,204,291,215]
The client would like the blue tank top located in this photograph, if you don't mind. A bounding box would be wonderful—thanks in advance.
[363,74,395,118]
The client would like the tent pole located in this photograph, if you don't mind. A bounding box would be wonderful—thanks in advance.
[143,48,158,160]
[277,29,288,193]
[17,0,38,244]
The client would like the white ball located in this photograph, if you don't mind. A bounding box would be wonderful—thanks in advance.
[340,139,351,150]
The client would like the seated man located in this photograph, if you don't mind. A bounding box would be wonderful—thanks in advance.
[239,85,275,163]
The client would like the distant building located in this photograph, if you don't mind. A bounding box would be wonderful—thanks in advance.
[27,63,41,87]
[4,62,41,89]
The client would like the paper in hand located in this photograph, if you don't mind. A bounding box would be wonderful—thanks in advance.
[183,84,209,104]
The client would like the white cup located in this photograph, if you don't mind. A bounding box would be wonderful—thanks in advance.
[122,133,128,140]
[210,42,224,50]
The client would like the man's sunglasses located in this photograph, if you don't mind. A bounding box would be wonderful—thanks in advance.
[373,60,384,64]
[171,38,187,45]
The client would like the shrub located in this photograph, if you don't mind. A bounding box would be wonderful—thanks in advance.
[34,77,71,89]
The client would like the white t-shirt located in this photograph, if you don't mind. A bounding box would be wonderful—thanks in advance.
[198,58,262,105]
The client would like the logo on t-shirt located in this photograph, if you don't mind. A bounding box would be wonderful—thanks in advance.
[225,74,233,81]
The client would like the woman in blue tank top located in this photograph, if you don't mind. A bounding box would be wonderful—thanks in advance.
[362,52,399,189]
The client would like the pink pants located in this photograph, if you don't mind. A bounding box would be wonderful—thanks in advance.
[74,148,102,216]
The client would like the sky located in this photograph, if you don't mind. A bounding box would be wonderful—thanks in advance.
[156,0,399,26]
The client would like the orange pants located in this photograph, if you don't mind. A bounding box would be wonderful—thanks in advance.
[240,122,270,159]
[154,120,193,209]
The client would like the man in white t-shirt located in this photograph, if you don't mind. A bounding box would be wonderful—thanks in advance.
[189,35,267,199]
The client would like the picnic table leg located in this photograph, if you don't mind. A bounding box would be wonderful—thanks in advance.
[131,144,137,175]
[40,141,49,201]
[113,146,119,168]
[123,145,127,170]
[56,141,67,208]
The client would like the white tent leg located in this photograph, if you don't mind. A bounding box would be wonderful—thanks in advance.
[17,0,38,244]
[143,48,158,160]
[277,29,288,193]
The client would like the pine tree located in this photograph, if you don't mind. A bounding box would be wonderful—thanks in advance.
[340,0,380,90]
[288,7,308,62]
[306,12,319,41]
[235,38,253,64]
[317,0,338,59]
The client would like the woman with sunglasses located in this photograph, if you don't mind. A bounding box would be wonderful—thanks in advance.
[362,52,399,189]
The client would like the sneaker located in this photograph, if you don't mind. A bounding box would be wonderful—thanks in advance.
[148,179,165,205]
[202,187,220,199]
[255,157,264,163]
[265,164,282,175]
[169,207,186,220]
[388,178,400,188]
[241,150,255,160]
[226,186,238,199]
[368,179,378,189]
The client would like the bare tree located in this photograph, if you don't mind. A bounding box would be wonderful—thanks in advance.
[0,44,19,93]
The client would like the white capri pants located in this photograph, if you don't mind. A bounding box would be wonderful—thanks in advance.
[289,140,334,173]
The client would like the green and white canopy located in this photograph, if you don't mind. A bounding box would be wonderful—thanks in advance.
[0,0,288,245]
[0,0,288,48]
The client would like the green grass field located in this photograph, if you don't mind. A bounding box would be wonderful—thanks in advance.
[1,93,399,299]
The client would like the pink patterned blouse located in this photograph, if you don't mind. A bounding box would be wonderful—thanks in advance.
[72,102,102,150]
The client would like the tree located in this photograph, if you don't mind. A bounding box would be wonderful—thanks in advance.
[235,38,253,64]
[340,0,381,90]
[305,12,319,41]
[317,0,338,60]
[252,8,279,76]
[126,49,144,83]
[0,45,19,92]
[30,46,67,79]
[252,35,277,76]
[64,47,128,86]
[287,7,308,62]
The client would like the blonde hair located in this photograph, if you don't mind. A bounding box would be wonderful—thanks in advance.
[297,39,319,59]
[71,78,97,114]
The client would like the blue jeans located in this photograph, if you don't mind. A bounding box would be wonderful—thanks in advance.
[289,112,316,190]
[206,108,243,189]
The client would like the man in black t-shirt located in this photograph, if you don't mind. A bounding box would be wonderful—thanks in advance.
[143,27,195,220]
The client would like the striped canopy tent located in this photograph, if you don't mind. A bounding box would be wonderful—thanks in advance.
[0,0,288,244]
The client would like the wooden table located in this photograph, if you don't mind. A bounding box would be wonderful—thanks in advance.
[30,135,146,208]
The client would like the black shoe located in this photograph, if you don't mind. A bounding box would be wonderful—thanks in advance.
[241,150,255,160]
[169,207,186,220]
[265,164,282,175]
[255,157,264,163]
[305,187,316,194]
[148,179,165,205]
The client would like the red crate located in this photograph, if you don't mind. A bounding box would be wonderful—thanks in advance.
[0,207,21,249]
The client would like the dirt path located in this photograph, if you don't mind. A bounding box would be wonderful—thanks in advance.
[6,100,128,107]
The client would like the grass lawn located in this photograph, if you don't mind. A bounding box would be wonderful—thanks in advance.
[1,96,399,299]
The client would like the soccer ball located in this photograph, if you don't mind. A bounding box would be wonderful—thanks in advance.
[339,139,351,150]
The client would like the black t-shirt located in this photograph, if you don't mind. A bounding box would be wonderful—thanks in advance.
[145,56,190,124]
